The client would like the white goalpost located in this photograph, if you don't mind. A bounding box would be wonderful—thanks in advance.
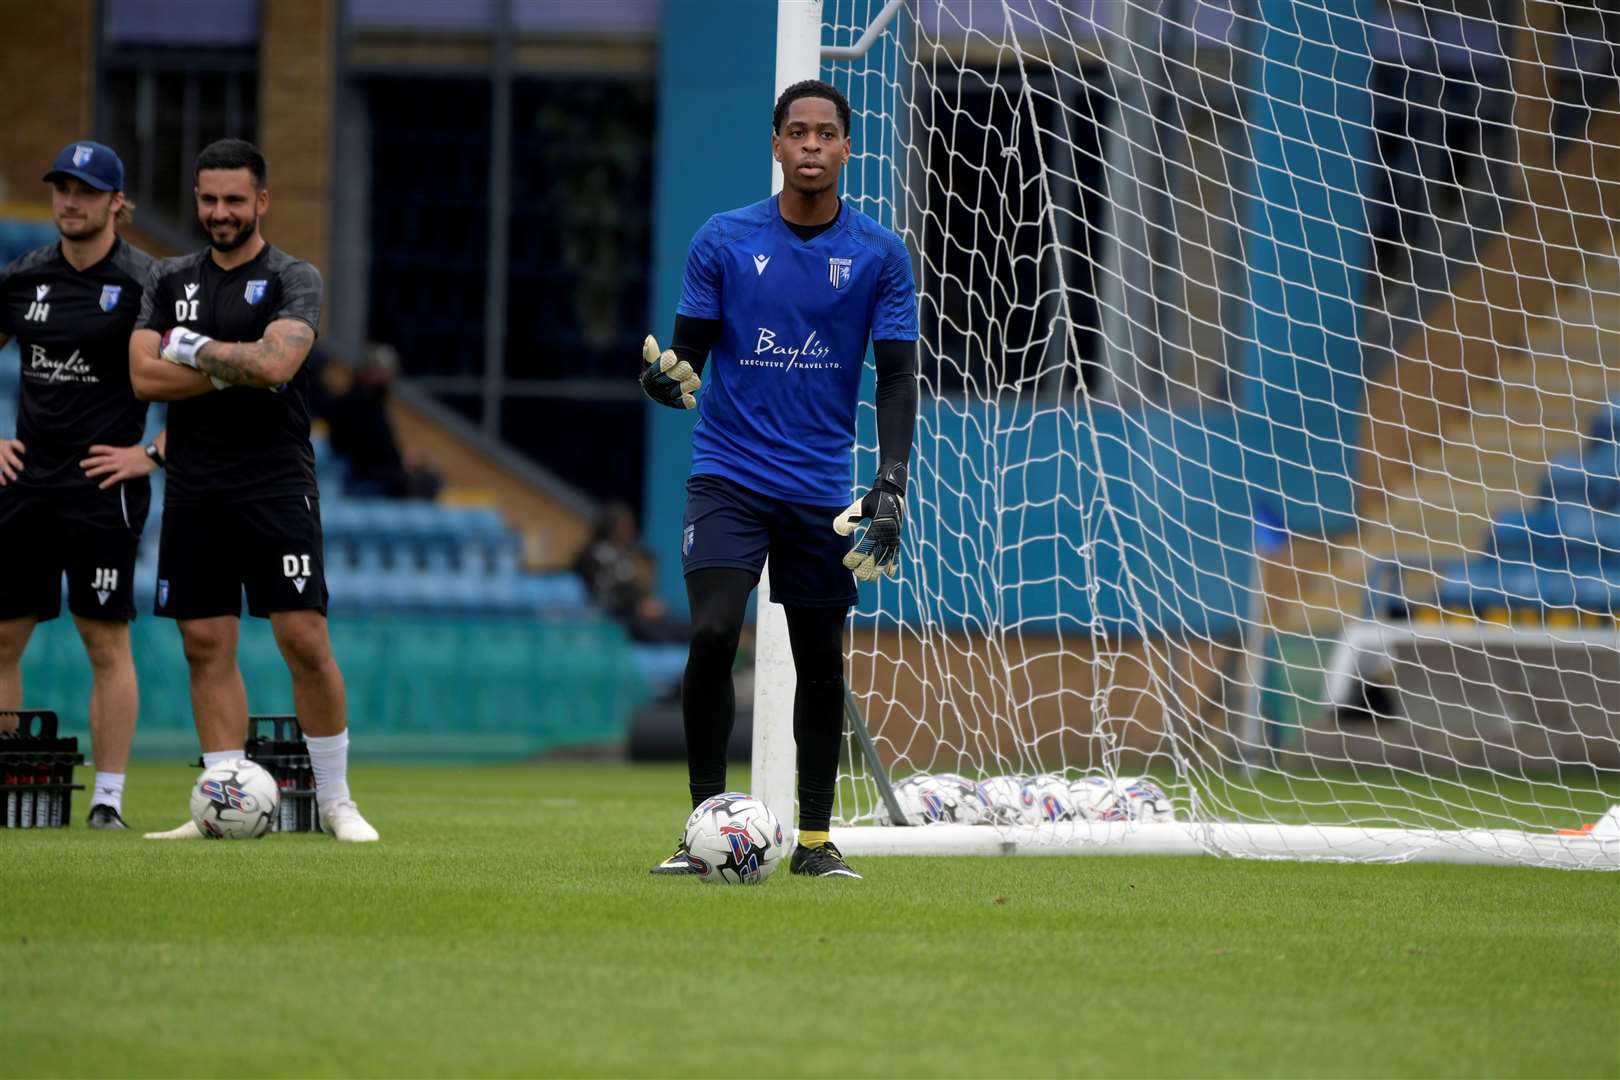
[754,0,1620,869]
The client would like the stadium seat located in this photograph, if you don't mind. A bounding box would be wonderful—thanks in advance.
[1531,569,1577,611]
[1548,504,1620,573]
[1486,507,1559,564]
[512,573,589,615]
[321,500,362,539]
[363,539,396,572]
[421,545,457,575]
[1584,439,1620,489]
[1588,396,1620,445]
[1435,558,1522,615]
[1571,572,1613,617]
[1542,451,1620,509]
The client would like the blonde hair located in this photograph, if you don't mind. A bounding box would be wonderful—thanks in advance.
[115,196,135,228]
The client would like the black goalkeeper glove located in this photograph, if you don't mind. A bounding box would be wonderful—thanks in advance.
[640,335,701,410]
[835,463,907,581]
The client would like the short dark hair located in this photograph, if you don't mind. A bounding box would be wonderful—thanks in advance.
[773,79,851,137]
[195,138,267,188]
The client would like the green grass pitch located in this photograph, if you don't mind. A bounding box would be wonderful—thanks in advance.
[3,762,1616,1078]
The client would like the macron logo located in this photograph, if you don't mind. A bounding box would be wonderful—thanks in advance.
[753,254,770,276]
[35,285,49,301]
[184,283,199,299]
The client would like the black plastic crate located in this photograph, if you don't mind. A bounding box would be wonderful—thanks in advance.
[0,710,84,828]
[249,714,322,834]
[197,715,322,833]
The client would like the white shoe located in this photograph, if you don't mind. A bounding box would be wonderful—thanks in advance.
[321,799,379,842]
[144,819,203,840]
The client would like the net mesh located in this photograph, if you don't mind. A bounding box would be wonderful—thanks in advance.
[820,0,1620,866]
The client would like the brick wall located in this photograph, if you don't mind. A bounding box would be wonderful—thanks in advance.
[257,0,335,308]
[0,0,94,208]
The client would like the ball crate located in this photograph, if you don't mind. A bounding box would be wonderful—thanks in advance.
[0,710,84,829]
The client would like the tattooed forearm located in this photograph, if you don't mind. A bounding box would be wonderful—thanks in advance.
[196,322,314,388]
[196,341,273,387]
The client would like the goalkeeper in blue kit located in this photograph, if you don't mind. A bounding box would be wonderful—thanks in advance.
[643,80,918,879]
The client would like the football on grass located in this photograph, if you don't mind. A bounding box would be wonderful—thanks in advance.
[190,759,279,839]
[684,792,786,884]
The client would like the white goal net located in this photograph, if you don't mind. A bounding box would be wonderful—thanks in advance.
[804,0,1620,868]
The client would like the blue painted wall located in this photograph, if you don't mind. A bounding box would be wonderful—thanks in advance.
[1237,0,1377,535]
[644,0,778,615]
[853,400,1255,637]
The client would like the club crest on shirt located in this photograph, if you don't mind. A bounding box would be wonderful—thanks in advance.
[244,279,268,305]
[99,284,121,312]
[827,257,852,290]
[683,524,695,557]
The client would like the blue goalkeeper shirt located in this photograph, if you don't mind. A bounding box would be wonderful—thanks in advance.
[676,195,919,506]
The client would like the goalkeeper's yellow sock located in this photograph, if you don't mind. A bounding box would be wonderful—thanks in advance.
[799,829,830,849]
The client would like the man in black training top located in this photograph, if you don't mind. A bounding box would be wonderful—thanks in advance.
[643,80,919,879]
[0,141,162,828]
[130,138,378,842]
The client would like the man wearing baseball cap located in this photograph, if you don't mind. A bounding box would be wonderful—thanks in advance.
[43,140,127,195]
[0,140,162,828]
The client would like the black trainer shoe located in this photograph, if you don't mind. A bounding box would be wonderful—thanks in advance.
[650,838,698,875]
[789,840,862,879]
[87,804,128,830]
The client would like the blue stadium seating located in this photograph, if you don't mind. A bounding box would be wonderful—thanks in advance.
[1433,559,1585,615]
[106,435,599,624]
[1588,396,1620,444]
[1393,389,1620,622]
[1542,451,1620,508]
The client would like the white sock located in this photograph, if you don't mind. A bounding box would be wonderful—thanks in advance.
[202,749,244,769]
[91,771,125,812]
[305,730,351,807]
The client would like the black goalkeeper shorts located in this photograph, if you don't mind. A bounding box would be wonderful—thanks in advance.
[0,479,150,622]
[154,494,328,620]
[680,472,856,609]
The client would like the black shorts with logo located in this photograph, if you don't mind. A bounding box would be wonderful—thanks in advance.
[0,478,150,622]
[680,473,857,609]
[155,494,328,620]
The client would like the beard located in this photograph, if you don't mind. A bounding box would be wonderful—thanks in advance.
[207,212,258,252]
[56,208,109,241]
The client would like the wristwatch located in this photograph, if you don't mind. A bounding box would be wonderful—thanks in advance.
[144,443,165,469]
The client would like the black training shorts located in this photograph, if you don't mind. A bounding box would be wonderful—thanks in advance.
[154,494,328,620]
[680,472,857,608]
[0,479,150,622]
